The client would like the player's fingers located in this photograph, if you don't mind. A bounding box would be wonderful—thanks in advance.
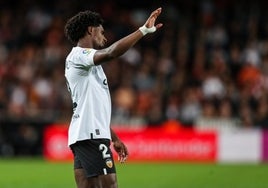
[150,7,162,17]
[118,150,128,163]
[119,154,128,163]
[121,156,127,163]
[123,145,129,156]
[118,155,124,163]
[146,8,162,28]
[155,23,163,29]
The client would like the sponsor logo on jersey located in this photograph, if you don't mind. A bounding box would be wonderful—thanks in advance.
[73,114,80,119]
[103,79,107,85]
[106,159,113,168]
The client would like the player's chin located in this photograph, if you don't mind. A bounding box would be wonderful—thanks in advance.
[97,41,105,48]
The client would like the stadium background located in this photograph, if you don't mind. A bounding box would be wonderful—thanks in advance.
[1,0,268,166]
[2,0,268,187]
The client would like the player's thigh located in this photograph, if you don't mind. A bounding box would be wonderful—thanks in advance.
[71,139,116,177]
[74,168,88,188]
[74,168,101,188]
[99,173,118,188]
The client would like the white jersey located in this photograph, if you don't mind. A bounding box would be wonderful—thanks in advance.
[65,47,111,146]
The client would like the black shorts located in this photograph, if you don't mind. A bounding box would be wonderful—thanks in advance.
[70,139,116,177]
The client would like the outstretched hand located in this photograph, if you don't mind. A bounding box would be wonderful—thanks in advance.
[144,7,163,30]
[113,139,128,163]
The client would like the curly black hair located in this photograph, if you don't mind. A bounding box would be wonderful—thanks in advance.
[64,10,104,44]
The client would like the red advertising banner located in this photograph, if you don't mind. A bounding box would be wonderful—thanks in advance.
[43,125,73,161]
[113,127,217,162]
[43,125,217,162]
[262,130,268,161]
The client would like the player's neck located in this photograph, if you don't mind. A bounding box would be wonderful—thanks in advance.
[77,37,93,48]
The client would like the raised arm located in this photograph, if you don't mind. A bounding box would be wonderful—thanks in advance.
[93,7,163,65]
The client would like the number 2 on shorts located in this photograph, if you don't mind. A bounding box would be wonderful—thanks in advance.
[99,143,111,159]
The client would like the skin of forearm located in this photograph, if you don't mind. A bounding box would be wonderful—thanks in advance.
[110,128,120,142]
[107,30,143,57]
[99,30,143,62]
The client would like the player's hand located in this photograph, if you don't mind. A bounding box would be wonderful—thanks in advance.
[139,7,163,36]
[144,7,163,30]
[113,140,128,163]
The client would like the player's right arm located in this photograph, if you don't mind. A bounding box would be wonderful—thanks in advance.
[93,7,163,65]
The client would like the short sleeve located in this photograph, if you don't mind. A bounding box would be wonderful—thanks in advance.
[77,48,97,67]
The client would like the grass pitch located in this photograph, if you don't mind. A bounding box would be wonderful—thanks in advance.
[0,158,268,188]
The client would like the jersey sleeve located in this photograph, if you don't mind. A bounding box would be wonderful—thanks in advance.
[77,48,97,67]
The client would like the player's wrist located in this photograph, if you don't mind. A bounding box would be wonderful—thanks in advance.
[139,25,156,36]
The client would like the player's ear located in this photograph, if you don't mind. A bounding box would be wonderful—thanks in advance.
[87,26,93,35]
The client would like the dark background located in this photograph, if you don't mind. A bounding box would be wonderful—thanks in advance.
[1,0,268,156]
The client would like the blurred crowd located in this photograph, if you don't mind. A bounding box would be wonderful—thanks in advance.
[1,0,268,139]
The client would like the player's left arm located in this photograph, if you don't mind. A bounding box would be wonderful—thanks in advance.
[111,128,128,163]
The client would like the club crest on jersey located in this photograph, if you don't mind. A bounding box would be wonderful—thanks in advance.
[82,48,91,55]
[106,159,113,168]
